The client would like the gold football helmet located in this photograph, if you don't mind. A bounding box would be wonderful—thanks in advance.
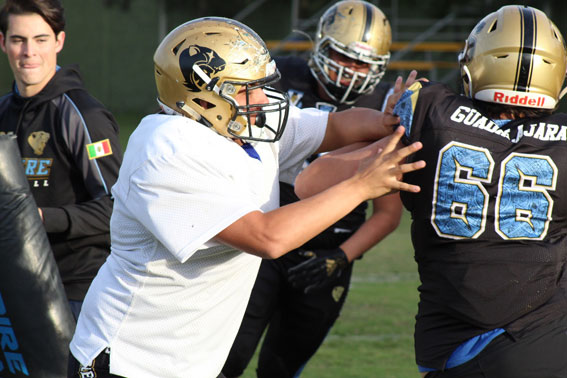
[309,0,392,104]
[459,5,567,109]
[154,17,289,142]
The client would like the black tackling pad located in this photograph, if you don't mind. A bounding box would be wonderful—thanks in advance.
[0,135,75,377]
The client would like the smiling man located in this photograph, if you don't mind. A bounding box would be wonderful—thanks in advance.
[0,9,63,97]
[0,0,123,324]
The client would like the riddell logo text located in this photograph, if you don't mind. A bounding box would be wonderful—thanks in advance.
[493,92,545,107]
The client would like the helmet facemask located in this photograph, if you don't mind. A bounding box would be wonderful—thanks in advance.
[191,61,290,142]
[312,37,389,104]
[223,73,289,143]
[308,0,392,105]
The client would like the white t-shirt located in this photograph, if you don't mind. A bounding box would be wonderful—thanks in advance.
[70,106,327,378]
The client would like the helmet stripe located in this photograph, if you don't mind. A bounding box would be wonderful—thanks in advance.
[362,3,373,43]
[515,6,536,92]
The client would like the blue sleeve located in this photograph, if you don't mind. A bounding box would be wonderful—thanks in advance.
[393,81,424,143]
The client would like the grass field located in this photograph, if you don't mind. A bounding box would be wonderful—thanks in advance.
[116,113,421,378]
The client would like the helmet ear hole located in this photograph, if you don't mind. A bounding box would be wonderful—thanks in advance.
[192,98,216,110]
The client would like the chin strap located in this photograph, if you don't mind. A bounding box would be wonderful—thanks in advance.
[176,101,205,123]
[192,64,221,95]
[461,65,473,98]
[156,98,212,127]
[559,85,567,101]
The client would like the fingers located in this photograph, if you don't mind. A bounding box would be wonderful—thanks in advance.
[379,126,406,155]
[386,71,417,114]
[390,138,422,161]
[394,181,422,193]
[393,70,418,93]
[405,70,418,88]
[383,113,400,128]
[399,159,426,174]
[393,75,404,94]
[357,125,425,198]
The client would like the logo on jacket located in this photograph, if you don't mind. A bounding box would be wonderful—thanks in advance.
[27,131,50,155]
[0,291,29,375]
[86,139,112,160]
[180,45,226,92]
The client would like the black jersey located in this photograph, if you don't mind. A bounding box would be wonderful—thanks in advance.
[395,81,567,369]
[0,65,123,301]
[274,55,392,247]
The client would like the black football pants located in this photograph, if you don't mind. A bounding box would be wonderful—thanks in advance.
[222,250,352,378]
[424,315,567,378]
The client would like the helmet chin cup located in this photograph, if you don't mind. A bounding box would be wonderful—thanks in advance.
[255,112,266,128]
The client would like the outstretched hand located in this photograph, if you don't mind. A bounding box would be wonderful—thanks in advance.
[384,70,418,116]
[355,125,425,199]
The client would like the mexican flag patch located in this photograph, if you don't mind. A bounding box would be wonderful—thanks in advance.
[86,139,112,160]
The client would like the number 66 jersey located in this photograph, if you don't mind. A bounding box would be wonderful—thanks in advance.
[394,81,567,370]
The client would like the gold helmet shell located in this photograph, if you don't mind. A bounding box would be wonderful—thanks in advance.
[310,0,392,104]
[459,5,567,109]
[154,17,289,142]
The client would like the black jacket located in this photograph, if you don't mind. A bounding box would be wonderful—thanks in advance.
[0,65,123,300]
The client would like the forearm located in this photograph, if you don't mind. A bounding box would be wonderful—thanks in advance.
[41,194,114,237]
[316,108,396,153]
[217,126,424,259]
[340,194,402,262]
[216,176,368,259]
[296,138,390,199]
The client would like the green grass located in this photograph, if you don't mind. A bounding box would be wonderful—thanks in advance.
[115,112,421,377]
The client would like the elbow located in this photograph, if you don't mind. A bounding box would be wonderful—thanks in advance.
[246,229,292,259]
[386,216,401,233]
[293,178,307,200]
[252,248,288,260]
[293,170,315,199]
[254,240,289,259]
[387,208,403,231]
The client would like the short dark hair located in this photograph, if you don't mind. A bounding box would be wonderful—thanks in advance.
[0,0,65,36]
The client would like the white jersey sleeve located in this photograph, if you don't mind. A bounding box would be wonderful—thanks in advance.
[114,115,262,263]
[278,105,328,184]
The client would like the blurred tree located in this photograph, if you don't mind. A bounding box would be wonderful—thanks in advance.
[102,0,131,11]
